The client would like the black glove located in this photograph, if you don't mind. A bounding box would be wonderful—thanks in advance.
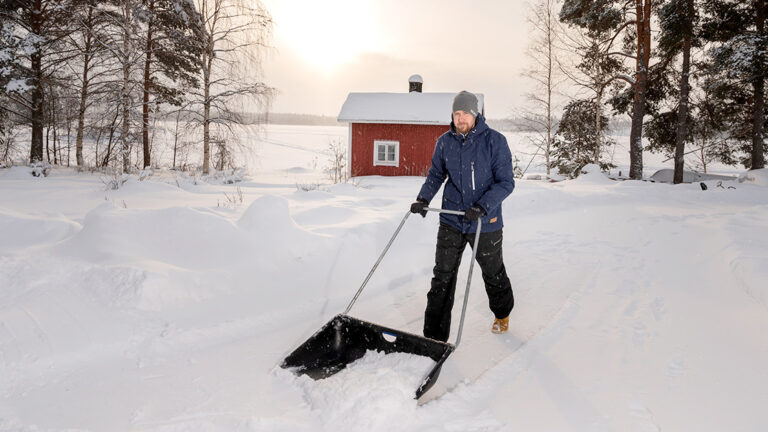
[410,198,428,218]
[463,205,486,221]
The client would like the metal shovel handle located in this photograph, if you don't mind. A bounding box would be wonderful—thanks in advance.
[343,206,482,349]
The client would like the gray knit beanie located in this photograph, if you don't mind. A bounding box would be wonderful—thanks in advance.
[452,90,478,117]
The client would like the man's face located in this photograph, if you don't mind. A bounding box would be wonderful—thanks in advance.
[453,110,475,134]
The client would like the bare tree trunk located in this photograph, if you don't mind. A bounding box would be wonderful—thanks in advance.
[202,24,213,174]
[629,0,651,180]
[29,0,45,164]
[121,0,132,173]
[141,0,154,170]
[752,0,766,170]
[66,107,72,166]
[594,89,602,164]
[52,100,58,164]
[95,127,100,164]
[45,125,50,163]
[203,76,211,174]
[545,0,553,176]
[674,6,692,185]
[173,109,181,169]
[103,110,119,167]
[76,59,89,167]
[75,3,95,168]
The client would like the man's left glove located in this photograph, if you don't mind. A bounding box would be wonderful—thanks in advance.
[463,205,486,221]
[410,198,429,218]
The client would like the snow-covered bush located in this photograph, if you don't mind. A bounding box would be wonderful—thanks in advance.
[30,162,51,177]
[738,168,768,186]
[218,186,244,209]
[100,172,130,190]
[296,182,324,192]
[203,168,246,185]
[139,167,153,182]
[325,138,348,184]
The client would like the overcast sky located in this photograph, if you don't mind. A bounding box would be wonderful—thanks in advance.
[260,0,532,118]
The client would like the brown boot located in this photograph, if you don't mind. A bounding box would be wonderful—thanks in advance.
[492,316,509,334]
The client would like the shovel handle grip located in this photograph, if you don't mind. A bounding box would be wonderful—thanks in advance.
[425,207,465,216]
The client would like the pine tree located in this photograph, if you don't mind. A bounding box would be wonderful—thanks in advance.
[138,0,202,169]
[645,86,739,173]
[701,0,767,170]
[560,0,654,179]
[559,23,627,168]
[0,0,76,164]
[642,0,703,182]
[657,0,698,183]
[552,98,616,176]
[690,90,739,171]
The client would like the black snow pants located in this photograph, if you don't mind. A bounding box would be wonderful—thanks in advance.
[424,223,514,342]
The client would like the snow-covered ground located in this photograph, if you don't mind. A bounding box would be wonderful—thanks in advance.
[1,125,767,431]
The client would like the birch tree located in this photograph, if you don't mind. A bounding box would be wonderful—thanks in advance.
[522,0,565,177]
[95,0,145,172]
[560,26,627,168]
[192,0,273,174]
[65,0,114,168]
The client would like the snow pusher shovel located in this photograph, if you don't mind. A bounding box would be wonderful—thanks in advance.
[281,207,481,399]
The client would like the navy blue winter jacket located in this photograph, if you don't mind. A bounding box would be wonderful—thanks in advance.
[417,114,515,233]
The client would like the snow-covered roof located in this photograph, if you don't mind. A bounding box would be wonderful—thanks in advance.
[649,169,737,184]
[337,92,485,125]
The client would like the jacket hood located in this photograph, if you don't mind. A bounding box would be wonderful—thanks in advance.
[450,113,489,137]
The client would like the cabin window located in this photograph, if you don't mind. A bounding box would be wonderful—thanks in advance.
[373,140,399,167]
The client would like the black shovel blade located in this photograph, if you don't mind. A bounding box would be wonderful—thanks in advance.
[281,314,454,399]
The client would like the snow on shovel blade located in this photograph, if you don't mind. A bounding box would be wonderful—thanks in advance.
[281,314,454,399]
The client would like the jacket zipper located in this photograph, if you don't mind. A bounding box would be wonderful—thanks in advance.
[471,161,476,190]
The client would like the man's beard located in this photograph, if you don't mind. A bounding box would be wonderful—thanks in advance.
[456,122,471,134]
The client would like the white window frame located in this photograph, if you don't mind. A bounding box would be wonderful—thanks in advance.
[373,140,399,167]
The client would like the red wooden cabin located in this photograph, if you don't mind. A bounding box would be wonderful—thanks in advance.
[338,75,485,177]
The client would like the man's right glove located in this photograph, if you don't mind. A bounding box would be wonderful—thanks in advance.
[410,198,428,218]
[463,205,486,221]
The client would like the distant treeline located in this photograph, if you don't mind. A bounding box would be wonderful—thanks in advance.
[256,113,343,126]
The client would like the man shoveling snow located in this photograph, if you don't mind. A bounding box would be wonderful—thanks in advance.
[411,90,516,341]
